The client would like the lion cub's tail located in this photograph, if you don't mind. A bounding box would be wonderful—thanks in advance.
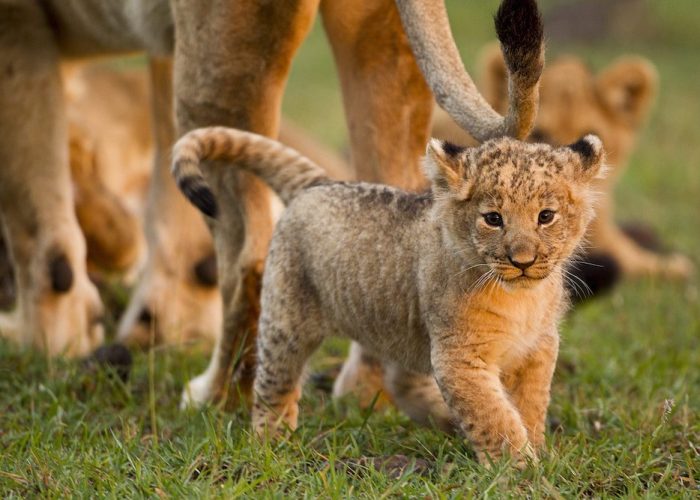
[172,127,328,218]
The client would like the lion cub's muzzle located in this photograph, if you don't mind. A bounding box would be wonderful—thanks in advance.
[493,258,553,283]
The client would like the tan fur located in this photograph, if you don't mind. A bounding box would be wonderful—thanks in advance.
[398,0,543,143]
[0,0,543,390]
[68,121,142,274]
[56,60,354,349]
[62,63,152,275]
[338,47,696,417]
[172,127,604,465]
[333,342,396,410]
[433,44,694,279]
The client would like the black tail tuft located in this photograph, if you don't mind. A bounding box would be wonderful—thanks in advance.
[494,0,544,82]
[179,176,219,218]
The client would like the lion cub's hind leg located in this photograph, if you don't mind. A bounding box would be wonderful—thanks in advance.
[252,314,325,438]
[332,343,394,410]
[252,253,326,437]
[383,364,455,433]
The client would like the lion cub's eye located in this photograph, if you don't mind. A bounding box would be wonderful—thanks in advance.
[538,209,556,225]
[482,212,504,227]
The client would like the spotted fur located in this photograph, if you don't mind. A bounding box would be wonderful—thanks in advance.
[172,128,605,465]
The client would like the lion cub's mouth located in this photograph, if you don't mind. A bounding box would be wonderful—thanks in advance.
[495,266,551,284]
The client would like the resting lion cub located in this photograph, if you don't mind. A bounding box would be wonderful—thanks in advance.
[172,128,604,464]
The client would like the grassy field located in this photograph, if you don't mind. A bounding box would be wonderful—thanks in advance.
[2,1,699,497]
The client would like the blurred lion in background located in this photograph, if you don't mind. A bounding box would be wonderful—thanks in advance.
[0,63,152,316]
[63,62,153,277]
[0,59,353,349]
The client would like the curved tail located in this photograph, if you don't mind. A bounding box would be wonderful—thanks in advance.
[396,0,544,141]
[171,127,329,218]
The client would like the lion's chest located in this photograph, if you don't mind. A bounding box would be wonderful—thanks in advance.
[458,284,557,370]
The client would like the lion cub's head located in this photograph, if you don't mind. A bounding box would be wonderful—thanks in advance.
[424,136,605,286]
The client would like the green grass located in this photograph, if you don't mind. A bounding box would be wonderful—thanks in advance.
[2,1,700,496]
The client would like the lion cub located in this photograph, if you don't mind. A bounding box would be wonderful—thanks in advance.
[172,127,604,464]
[434,45,693,282]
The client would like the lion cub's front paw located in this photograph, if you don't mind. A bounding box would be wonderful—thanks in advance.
[661,253,695,280]
[477,441,538,470]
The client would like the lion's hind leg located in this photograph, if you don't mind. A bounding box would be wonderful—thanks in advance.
[250,230,327,437]
[251,272,326,438]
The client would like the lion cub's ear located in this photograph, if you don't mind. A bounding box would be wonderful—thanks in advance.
[565,134,606,183]
[424,139,470,195]
[596,56,658,128]
[478,42,508,114]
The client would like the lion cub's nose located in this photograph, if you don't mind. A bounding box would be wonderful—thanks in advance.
[508,254,537,270]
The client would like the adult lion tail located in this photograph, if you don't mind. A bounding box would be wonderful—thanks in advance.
[172,127,328,218]
[397,0,544,141]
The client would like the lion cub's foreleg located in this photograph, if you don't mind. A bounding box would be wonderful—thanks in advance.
[431,331,553,465]
[501,333,558,448]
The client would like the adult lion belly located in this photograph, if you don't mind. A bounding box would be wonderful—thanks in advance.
[40,0,173,56]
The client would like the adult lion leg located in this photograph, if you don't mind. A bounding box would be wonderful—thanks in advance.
[590,199,694,280]
[175,0,319,409]
[321,0,432,406]
[0,1,103,356]
[117,57,223,349]
[321,0,431,189]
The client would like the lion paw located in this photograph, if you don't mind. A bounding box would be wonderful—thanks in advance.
[180,369,218,410]
[0,273,104,357]
[661,253,695,280]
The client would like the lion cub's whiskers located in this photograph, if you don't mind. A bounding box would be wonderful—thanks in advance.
[455,262,491,279]
[562,268,592,299]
